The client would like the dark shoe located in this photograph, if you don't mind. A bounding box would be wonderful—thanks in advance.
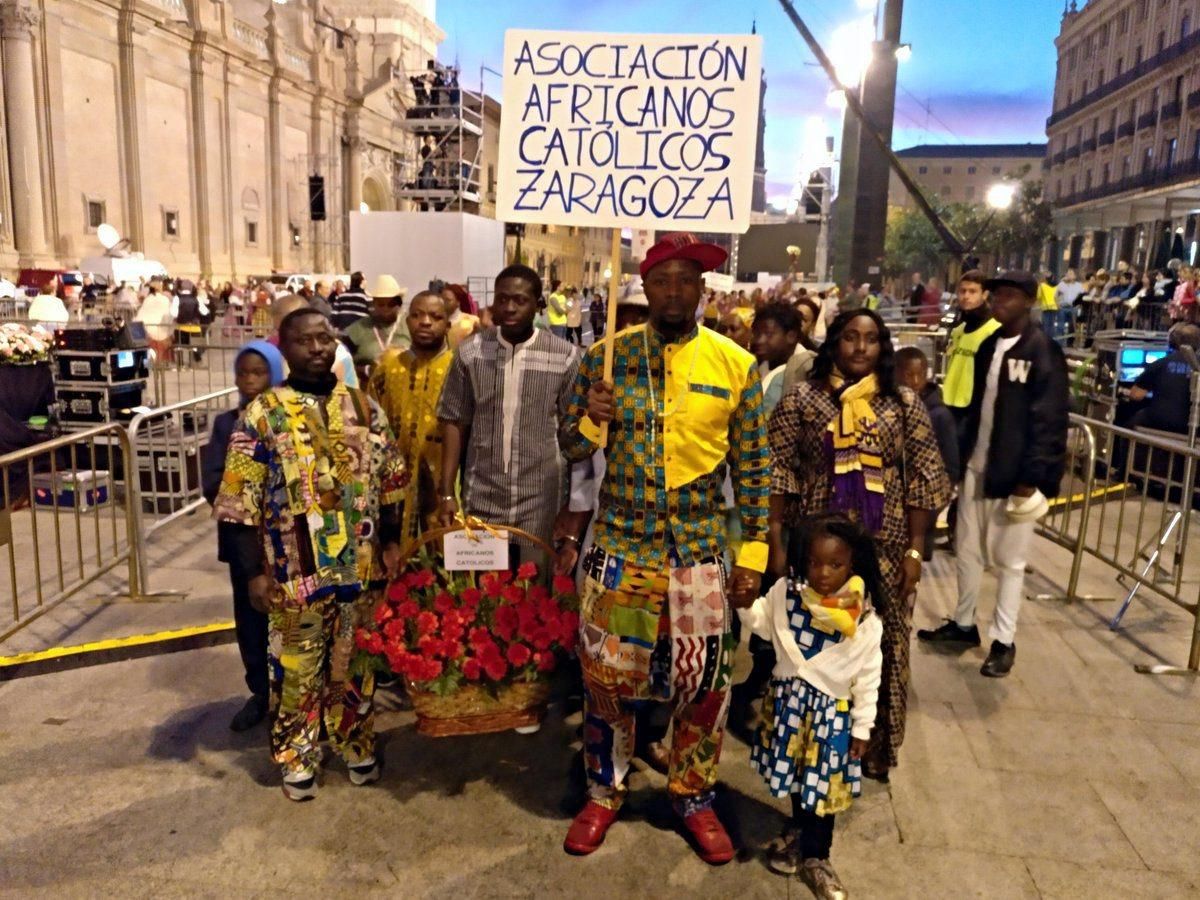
[861,763,890,784]
[229,695,267,732]
[680,808,735,865]
[765,825,801,876]
[916,619,981,647]
[981,640,1016,678]
[564,801,618,855]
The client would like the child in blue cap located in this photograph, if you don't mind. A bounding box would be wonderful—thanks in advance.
[202,339,286,731]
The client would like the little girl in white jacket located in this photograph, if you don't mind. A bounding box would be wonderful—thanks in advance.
[738,515,884,895]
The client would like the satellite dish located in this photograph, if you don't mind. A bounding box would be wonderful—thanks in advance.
[97,223,121,250]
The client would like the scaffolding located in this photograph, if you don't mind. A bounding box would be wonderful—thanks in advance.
[393,63,484,212]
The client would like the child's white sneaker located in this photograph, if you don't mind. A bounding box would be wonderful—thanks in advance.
[800,858,847,899]
[348,757,381,786]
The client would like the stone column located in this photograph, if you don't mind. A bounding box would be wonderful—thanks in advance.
[0,0,47,263]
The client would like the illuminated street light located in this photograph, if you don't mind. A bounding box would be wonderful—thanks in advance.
[359,202,370,214]
[987,183,1016,210]
[603,266,612,279]
[895,43,912,62]
[828,17,876,86]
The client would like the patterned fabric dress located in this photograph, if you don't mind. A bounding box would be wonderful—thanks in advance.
[769,381,950,770]
[751,584,863,815]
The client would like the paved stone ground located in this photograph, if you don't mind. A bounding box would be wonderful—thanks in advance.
[2,513,1200,898]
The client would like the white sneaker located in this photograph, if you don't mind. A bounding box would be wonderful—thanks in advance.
[348,758,381,786]
[281,769,318,802]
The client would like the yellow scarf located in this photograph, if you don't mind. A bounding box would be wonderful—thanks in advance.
[801,575,866,638]
[826,372,885,526]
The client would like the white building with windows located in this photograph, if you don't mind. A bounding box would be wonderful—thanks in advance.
[0,0,443,282]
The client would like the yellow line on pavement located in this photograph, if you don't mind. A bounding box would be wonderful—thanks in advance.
[0,622,235,668]
[1049,483,1128,507]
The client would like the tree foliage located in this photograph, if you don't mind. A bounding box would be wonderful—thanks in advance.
[884,173,1054,277]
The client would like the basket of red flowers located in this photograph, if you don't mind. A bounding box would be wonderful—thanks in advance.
[353,523,580,737]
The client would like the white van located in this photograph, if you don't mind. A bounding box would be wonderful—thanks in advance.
[79,255,168,287]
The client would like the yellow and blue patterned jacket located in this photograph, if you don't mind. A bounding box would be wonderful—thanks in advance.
[560,323,770,572]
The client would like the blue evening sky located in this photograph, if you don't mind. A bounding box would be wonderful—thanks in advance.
[436,0,1063,205]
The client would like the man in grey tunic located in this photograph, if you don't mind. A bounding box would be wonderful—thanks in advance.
[438,264,581,565]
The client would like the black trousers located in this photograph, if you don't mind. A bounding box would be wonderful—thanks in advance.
[792,796,836,860]
[567,326,583,344]
[228,559,269,699]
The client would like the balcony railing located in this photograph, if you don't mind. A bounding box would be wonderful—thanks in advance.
[1065,144,1081,160]
[1117,121,1136,138]
[1137,111,1158,130]
[1098,129,1115,146]
[1051,150,1066,167]
[1161,101,1181,121]
[1048,27,1200,127]
[1189,89,1200,110]
[1081,137,1098,154]
[1053,155,1200,208]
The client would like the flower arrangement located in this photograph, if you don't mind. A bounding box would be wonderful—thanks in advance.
[0,323,52,365]
[354,558,580,698]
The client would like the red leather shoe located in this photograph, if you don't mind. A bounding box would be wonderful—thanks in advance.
[563,801,618,855]
[680,808,735,865]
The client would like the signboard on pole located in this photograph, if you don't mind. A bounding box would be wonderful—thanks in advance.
[497,30,763,234]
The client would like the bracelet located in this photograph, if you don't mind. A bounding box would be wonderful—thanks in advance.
[905,548,923,562]
[440,495,457,504]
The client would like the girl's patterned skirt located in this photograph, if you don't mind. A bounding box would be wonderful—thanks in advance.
[751,676,862,816]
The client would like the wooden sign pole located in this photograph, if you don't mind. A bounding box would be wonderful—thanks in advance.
[598,227,621,446]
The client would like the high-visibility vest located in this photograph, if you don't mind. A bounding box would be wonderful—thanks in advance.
[943,318,1002,409]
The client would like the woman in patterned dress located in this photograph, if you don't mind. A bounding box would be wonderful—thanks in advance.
[766,309,950,780]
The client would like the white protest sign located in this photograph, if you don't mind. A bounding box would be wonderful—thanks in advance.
[497,31,763,233]
[704,271,735,292]
[443,529,510,572]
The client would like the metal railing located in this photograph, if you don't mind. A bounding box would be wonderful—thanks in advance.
[1038,413,1200,675]
[151,336,241,406]
[127,387,236,592]
[0,422,141,641]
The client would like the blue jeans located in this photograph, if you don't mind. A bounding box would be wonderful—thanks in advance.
[550,325,568,340]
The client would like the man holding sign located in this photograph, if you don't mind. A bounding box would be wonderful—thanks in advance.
[559,233,770,863]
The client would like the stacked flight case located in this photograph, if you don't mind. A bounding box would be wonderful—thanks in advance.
[51,323,150,428]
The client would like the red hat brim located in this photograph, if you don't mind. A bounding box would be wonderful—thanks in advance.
[640,241,728,279]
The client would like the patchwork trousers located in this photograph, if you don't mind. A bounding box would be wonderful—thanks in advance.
[577,546,734,809]
[267,593,377,775]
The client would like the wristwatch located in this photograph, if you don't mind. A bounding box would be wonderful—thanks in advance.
[904,548,923,563]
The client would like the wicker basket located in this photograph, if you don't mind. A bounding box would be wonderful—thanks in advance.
[398,520,558,737]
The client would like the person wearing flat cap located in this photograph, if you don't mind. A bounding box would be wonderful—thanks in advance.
[558,233,770,865]
[918,270,1069,678]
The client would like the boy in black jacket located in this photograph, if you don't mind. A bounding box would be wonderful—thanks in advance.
[918,272,1069,677]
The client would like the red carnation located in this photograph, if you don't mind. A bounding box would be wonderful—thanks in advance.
[506,642,532,667]
[528,584,551,604]
[396,600,420,620]
[552,574,576,596]
[354,627,373,650]
[468,626,492,647]
[383,619,406,642]
[411,569,437,589]
[481,572,505,598]
[494,605,519,641]
[373,602,394,625]
[482,655,508,681]
[458,606,477,625]
[529,626,554,651]
[463,658,482,680]
[433,591,455,614]
[416,611,439,636]
[502,584,526,604]
[517,561,539,582]
[460,587,483,608]
[387,580,409,603]
[365,633,384,655]
[537,652,558,674]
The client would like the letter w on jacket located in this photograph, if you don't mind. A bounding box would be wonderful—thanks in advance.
[961,321,1070,499]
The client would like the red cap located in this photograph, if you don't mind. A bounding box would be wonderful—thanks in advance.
[639,232,729,279]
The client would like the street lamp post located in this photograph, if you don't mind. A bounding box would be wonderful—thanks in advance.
[962,183,1017,266]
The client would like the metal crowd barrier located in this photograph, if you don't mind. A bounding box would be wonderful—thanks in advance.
[1037,412,1200,675]
[152,336,241,407]
[127,387,236,593]
[0,422,141,641]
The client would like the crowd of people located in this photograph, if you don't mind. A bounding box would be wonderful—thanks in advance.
[195,236,1069,900]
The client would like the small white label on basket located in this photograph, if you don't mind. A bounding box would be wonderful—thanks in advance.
[443,529,509,571]
[69,360,90,376]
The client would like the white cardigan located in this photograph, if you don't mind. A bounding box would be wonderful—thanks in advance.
[739,579,884,740]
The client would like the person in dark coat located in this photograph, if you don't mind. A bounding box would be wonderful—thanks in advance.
[200,339,286,731]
